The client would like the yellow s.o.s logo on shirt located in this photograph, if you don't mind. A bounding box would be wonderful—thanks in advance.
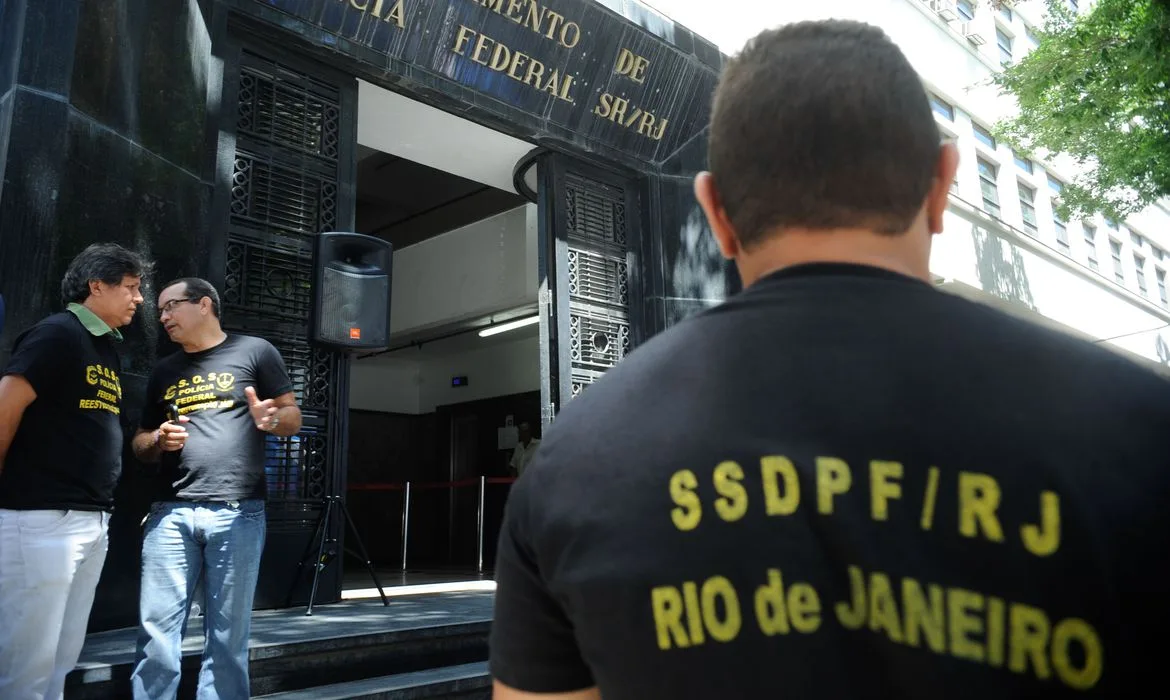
[215,373,235,392]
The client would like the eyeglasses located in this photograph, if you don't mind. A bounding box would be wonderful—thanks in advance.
[158,297,200,315]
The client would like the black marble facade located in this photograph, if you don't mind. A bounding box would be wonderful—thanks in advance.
[0,0,736,633]
[0,0,218,631]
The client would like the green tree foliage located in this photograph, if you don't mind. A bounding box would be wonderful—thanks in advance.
[994,0,1170,219]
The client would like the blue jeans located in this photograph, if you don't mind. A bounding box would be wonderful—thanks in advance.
[130,500,266,700]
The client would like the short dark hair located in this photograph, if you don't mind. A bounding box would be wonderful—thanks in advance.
[60,243,152,306]
[708,20,941,245]
[164,277,221,318]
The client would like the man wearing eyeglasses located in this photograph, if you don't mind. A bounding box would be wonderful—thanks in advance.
[129,277,301,699]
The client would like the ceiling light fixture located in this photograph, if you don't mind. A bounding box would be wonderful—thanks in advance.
[478,315,540,337]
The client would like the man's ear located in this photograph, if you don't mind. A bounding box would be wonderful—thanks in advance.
[927,142,960,235]
[695,172,740,260]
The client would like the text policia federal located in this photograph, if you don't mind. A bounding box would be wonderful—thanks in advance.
[340,0,671,142]
[653,456,1101,692]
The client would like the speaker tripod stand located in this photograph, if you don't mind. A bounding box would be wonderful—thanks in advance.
[292,495,388,615]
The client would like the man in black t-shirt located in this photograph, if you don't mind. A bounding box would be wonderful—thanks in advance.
[0,243,148,700]
[128,278,301,700]
[490,20,1170,700]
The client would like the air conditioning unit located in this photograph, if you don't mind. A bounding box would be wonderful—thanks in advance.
[930,0,959,21]
[962,22,987,45]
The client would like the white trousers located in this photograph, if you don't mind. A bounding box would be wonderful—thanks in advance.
[0,509,109,700]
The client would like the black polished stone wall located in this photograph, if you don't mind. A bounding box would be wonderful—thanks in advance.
[641,125,741,338]
[0,0,218,632]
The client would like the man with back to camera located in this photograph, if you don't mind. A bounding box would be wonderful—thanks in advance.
[489,19,1170,700]
[129,277,301,699]
[0,243,149,700]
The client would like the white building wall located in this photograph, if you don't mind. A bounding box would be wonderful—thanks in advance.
[641,0,1170,369]
[389,205,537,337]
[350,335,540,415]
[416,337,540,414]
[350,360,422,414]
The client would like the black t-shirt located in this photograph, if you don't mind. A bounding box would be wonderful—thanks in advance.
[141,334,293,501]
[0,312,124,510]
[491,263,1170,699]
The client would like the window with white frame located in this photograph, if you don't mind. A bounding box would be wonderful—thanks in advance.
[1025,26,1040,48]
[999,5,1013,22]
[958,0,976,21]
[1131,231,1145,248]
[1135,254,1148,295]
[996,28,1013,64]
[1083,224,1099,270]
[1111,239,1124,283]
[973,123,996,150]
[978,158,1000,217]
[1105,217,1119,231]
[930,94,954,121]
[1047,176,1064,195]
[1158,268,1168,306]
[1018,182,1038,234]
[1012,150,1032,173]
[1153,245,1165,262]
[1054,218,1069,255]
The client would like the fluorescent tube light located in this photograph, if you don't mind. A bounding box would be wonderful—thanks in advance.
[478,315,540,337]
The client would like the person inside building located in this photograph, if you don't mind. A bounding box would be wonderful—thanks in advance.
[509,421,541,478]
[0,243,149,700]
[129,278,301,699]
[489,19,1169,699]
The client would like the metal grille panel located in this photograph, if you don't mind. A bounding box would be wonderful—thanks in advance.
[569,309,629,373]
[223,234,313,321]
[223,52,350,506]
[265,434,305,499]
[561,171,632,399]
[231,152,338,236]
[261,423,328,502]
[268,337,313,404]
[565,173,627,247]
[302,425,329,499]
[568,248,628,308]
[254,338,335,414]
[237,69,340,162]
[571,369,608,398]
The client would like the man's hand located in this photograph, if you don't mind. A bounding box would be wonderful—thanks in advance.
[245,386,278,431]
[246,388,301,436]
[158,415,190,452]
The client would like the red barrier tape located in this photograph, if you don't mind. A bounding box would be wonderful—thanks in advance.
[348,477,516,492]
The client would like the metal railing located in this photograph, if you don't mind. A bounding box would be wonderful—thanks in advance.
[348,476,516,573]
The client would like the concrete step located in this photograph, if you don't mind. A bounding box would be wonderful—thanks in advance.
[66,594,494,699]
[255,661,491,699]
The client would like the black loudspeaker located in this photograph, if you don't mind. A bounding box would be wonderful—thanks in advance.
[311,232,393,351]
